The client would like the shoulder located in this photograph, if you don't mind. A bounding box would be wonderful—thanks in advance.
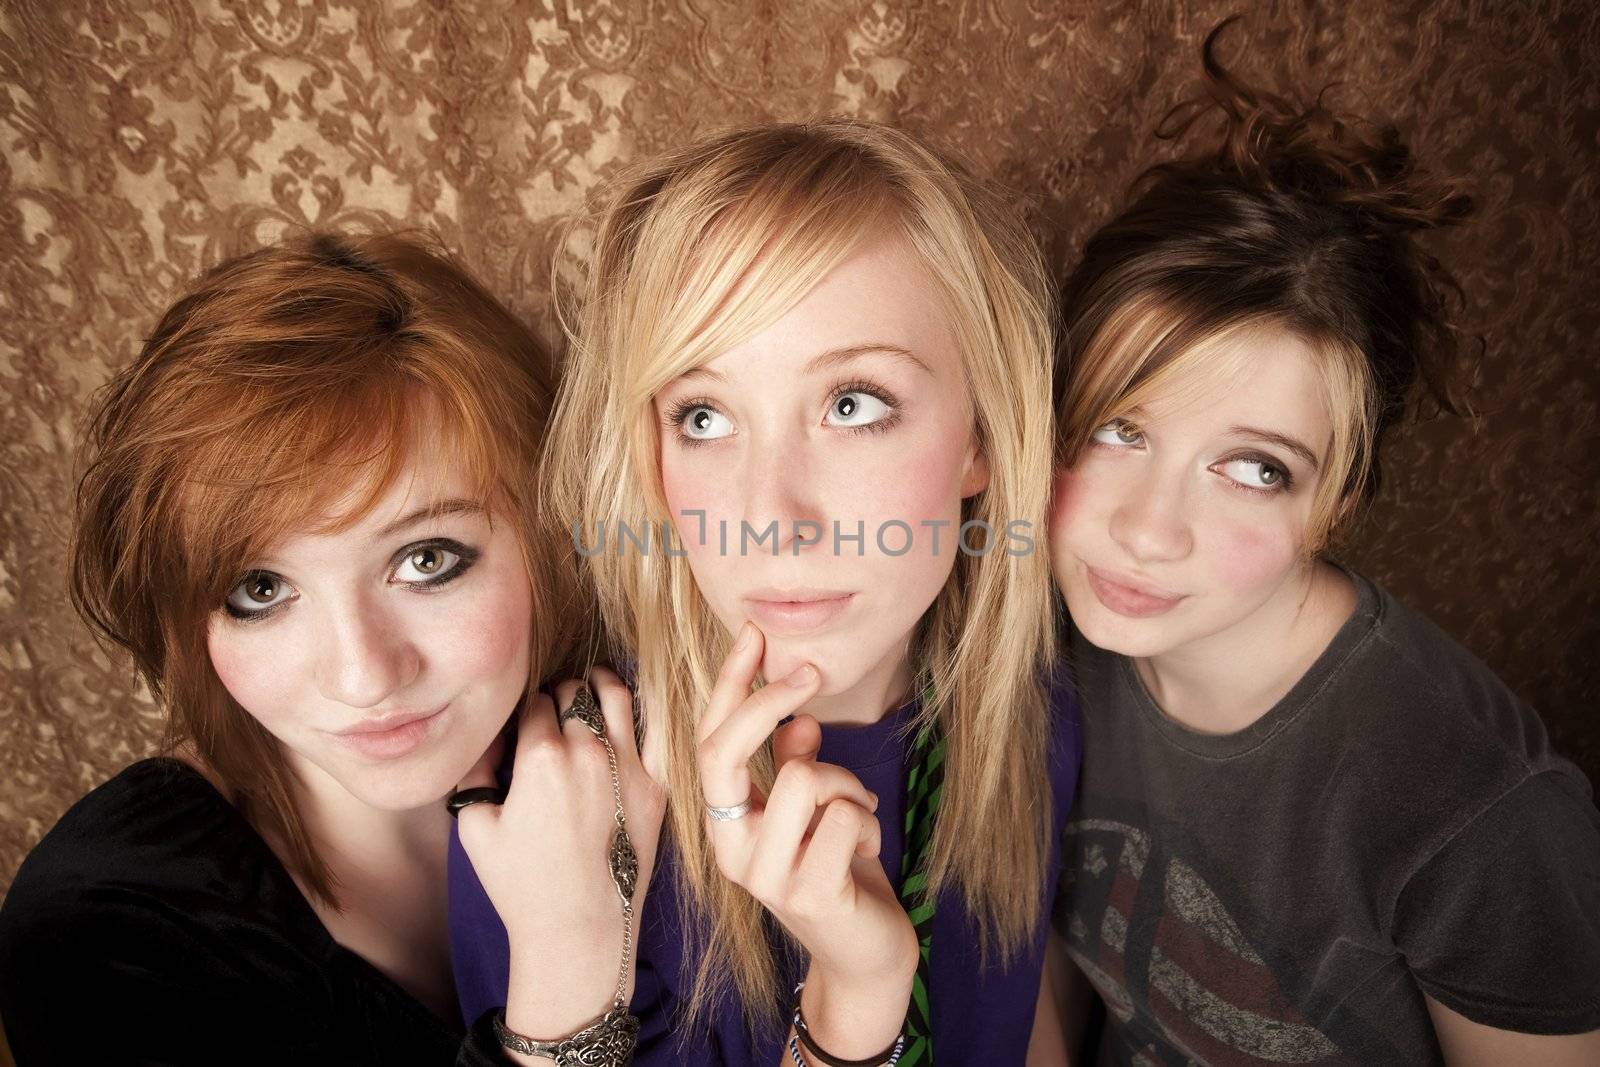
[0,756,330,978]
[1344,573,1581,790]
[5,758,270,903]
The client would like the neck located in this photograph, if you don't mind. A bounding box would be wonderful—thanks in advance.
[801,642,916,727]
[288,758,452,879]
[1134,560,1356,735]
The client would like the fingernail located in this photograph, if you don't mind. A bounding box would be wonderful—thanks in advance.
[787,664,816,687]
[735,622,754,651]
[868,791,880,811]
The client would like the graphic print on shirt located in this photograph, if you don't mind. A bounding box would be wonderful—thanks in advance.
[1060,814,1374,1066]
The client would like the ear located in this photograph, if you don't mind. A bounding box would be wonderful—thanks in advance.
[959,438,990,498]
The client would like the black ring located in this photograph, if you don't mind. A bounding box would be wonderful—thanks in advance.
[446,786,506,818]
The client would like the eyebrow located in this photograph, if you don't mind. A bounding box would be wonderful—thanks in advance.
[805,343,932,376]
[378,498,486,537]
[674,343,932,385]
[1227,426,1322,472]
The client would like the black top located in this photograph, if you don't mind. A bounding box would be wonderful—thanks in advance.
[0,757,509,1066]
[1054,570,1600,1064]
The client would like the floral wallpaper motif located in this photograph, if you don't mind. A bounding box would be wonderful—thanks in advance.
[1,0,1595,889]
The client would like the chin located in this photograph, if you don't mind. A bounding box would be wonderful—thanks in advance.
[324,744,478,812]
[759,632,875,697]
[1064,587,1183,659]
[341,764,462,811]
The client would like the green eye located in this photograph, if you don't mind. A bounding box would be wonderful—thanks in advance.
[1091,420,1143,447]
[396,545,462,582]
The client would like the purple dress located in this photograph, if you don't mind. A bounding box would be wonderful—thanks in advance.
[448,671,1080,1065]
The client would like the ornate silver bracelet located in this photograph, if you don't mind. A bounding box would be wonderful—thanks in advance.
[494,685,640,1066]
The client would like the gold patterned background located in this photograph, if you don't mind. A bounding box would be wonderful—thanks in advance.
[1,0,1596,892]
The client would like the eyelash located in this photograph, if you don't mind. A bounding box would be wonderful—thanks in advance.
[1090,420,1295,496]
[831,379,903,436]
[663,379,903,447]
[222,538,481,624]
[1221,452,1295,496]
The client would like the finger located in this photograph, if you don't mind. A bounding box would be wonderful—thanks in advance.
[746,761,878,898]
[695,622,765,744]
[794,799,880,901]
[551,678,595,744]
[771,714,821,775]
[454,727,509,848]
[502,692,561,808]
[587,665,639,760]
[637,683,667,789]
[698,661,822,811]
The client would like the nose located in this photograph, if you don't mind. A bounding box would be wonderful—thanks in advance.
[741,431,828,556]
[314,593,421,709]
[1107,466,1193,565]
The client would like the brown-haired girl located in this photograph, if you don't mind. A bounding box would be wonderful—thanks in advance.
[0,232,663,1065]
[1046,22,1600,1065]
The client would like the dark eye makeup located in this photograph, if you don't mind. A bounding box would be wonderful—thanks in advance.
[221,537,481,623]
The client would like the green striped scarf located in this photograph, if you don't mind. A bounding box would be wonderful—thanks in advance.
[897,714,946,1066]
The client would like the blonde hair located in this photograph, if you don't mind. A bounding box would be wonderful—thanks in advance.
[70,231,577,905]
[545,121,1058,1033]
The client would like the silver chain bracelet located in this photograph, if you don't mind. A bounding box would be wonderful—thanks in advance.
[493,684,641,1066]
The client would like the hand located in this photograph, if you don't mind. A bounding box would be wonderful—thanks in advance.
[697,624,917,1057]
[456,667,666,1043]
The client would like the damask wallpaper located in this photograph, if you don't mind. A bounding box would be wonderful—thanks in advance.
[0,0,1595,892]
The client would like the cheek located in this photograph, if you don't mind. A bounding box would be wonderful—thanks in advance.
[442,563,534,689]
[206,619,302,734]
[1206,517,1300,594]
[1049,464,1112,556]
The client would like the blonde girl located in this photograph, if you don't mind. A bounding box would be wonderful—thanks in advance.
[449,122,1080,1066]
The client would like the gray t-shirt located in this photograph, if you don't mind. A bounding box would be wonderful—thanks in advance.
[1054,570,1600,1064]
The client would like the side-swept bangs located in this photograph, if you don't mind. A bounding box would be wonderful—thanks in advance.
[71,231,567,903]
[1061,289,1375,552]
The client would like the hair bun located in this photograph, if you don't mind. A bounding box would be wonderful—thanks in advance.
[1153,16,1473,239]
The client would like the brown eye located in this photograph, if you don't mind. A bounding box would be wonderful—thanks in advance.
[410,548,443,574]
[225,571,294,618]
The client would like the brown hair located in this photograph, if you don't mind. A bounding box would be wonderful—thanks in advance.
[1057,17,1478,549]
[70,231,575,904]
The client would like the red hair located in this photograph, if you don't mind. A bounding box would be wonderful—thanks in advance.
[70,231,575,903]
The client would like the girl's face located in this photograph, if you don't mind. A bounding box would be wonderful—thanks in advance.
[206,448,532,812]
[655,233,988,705]
[1049,328,1333,659]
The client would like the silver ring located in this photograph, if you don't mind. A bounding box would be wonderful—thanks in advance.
[706,798,752,822]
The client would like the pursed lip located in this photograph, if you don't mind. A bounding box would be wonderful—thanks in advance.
[742,587,856,636]
[1085,565,1186,618]
[333,706,446,736]
[744,586,855,604]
